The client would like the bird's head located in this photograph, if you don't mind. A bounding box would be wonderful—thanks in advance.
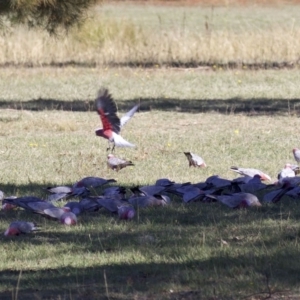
[4,227,20,236]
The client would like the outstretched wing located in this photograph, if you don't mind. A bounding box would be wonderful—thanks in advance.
[96,88,121,134]
[112,132,135,147]
[120,104,139,127]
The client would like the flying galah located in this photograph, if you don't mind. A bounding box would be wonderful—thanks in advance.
[230,166,271,181]
[107,154,134,171]
[95,88,139,151]
[293,148,300,163]
[4,221,38,236]
[184,152,206,168]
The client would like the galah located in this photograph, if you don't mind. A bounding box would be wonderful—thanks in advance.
[230,166,271,181]
[3,196,71,220]
[107,154,134,171]
[293,148,300,163]
[285,186,300,199]
[174,185,203,202]
[232,176,253,184]
[60,212,77,225]
[79,197,102,212]
[128,195,169,208]
[278,176,300,187]
[130,185,166,197]
[277,163,297,184]
[2,202,17,211]
[103,186,127,200]
[184,152,206,168]
[64,202,84,216]
[236,175,268,194]
[46,193,67,202]
[206,192,262,208]
[155,178,175,187]
[205,175,232,189]
[46,185,90,199]
[263,182,293,203]
[3,196,46,211]
[73,177,117,189]
[165,182,192,197]
[97,196,131,213]
[4,221,38,236]
[117,205,135,220]
[95,88,139,151]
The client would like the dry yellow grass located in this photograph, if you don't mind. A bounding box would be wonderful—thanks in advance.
[1,3,300,67]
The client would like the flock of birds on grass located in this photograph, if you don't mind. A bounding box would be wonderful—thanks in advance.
[2,88,300,236]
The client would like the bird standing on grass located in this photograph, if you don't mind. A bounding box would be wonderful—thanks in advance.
[107,154,134,171]
[95,88,139,152]
[184,152,206,168]
[230,166,271,181]
[293,148,300,163]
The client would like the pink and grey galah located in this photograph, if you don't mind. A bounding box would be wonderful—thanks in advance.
[293,148,300,163]
[184,152,206,168]
[60,212,77,225]
[107,154,134,171]
[117,205,135,220]
[46,185,90,199]
[235,175,268,194]
[72,177,117,189]
[206,192,262,209]
[128,195,169,208]
[4,221,38,236]
[230,166,272,181]
[277,163,298,185]
[95,88,139,151]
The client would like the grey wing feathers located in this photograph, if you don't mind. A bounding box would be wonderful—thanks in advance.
[120,104,139,127]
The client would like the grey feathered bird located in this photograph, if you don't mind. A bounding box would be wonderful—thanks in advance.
[107,154,134,171]
[184,152,206,168]
[4,221,38,236]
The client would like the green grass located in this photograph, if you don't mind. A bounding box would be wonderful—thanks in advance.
[1,67,300,299]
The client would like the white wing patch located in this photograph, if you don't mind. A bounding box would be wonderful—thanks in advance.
[112,132,135,147]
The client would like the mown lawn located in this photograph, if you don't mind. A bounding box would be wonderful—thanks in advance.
[1,67,300,299]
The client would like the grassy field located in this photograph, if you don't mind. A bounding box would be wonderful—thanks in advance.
[1,1,300,299]
[1,2,300,67]
[1,67,300,299]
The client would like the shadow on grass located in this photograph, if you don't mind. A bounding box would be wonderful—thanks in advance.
[0,245,300,299]
[1,182,300,299]
[0,97,300,115]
